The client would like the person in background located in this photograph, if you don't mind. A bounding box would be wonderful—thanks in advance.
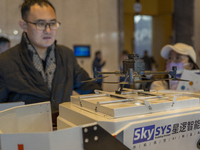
[92,51,106,88]
[0,37,10,53]
[119,50,128,71]
[119,50,132,88]
[142,50,152,71]
[141,50,157,72]
[151,43,199,90]
[0,0,101,118]
[142,50,158,82]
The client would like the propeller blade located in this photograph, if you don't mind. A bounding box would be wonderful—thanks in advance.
[174,78,190,82]
[103,82,129,84]
[140,77,151,80]
[97,76,109,79]
[155,78,173,81]
[81,76,109,83]
[81,79,96,83]
[103,80,154,84]
[99,71,122,74]
[115,74,126,77]
[134,80,154,83]
[154,78,189,82]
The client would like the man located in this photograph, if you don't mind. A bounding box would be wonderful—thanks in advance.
[119,50,128,71]
[141,50,156,71]
[0,0,100,113]
[119,50,131,88]
[92,51,106,88]
[0,37,10,53]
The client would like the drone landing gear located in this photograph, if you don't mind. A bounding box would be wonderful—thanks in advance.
[142,82,151,92]
[115,82,152,94]
[115,72,129,94]
[115,84,125,94]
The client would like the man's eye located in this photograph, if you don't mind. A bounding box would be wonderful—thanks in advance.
[37,22,46,27]
[50,22,56,26]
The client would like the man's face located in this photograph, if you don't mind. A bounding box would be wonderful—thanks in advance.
[24,4,57,50]
[122,54,128,60]
[97,53,102,60]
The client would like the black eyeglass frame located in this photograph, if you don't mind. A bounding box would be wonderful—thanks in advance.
[24,20,61,30]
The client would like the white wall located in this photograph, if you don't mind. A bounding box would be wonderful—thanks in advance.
[0,0,119,92]
[50,0,119,91]
[0,0,22,46]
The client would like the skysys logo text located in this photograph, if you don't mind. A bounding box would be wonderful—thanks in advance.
[133,120,200,144]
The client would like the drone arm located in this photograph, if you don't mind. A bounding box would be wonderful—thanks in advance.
[142,71,170,75]
[142,66,177,81]
[129,68,133,84]
[169,66,177,80]
[98,71,122,75]
[93,67,99,79]
[116,72,129,94]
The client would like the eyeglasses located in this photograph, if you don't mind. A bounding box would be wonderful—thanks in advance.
[24,20,61,30]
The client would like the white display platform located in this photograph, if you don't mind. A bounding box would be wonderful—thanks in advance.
[0,102,52,134]
[0,102,24,111]
[0,102,84,150]
[0,126,83,150]
[58,89,200,150]
[70,90,199,118]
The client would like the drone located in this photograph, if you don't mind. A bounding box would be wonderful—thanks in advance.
[82,54,188,94]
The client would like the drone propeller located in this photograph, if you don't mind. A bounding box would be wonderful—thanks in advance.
[153,78,189,82]
[140,76,152,80]
[103,80,154,84]
[134,80,154,83]
[102,81,129,84]
[155,78,173,81]
[81,76,109,83]
[173,78,189,82]
[155,78,189,82]
[102,77,189,85]
[116,74,126,77]
[98,71,122,75]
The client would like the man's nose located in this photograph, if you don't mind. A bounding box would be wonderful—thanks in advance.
[44,24,51,32]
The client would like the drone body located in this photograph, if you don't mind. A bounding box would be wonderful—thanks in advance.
[122,54,145,74]
[82,54,188,93]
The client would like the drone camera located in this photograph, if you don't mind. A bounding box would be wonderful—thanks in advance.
[123,54,145,74]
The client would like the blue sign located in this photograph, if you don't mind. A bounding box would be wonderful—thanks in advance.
[133,125,155,144]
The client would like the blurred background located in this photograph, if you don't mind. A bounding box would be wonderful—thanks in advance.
[0,0,199,91]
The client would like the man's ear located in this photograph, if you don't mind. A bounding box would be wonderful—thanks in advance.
[18,20,27,32]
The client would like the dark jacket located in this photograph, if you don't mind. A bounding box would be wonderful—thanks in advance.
[92,57,105,72]
[0,38,100,112]
[92,57,105,83]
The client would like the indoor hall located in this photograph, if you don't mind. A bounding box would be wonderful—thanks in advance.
[0,0,200,150]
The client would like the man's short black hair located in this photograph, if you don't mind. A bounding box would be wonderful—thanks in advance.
[122,50,128,55]
[20,0,56,20]
[95,51,101,57]
[0,37,10,46]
